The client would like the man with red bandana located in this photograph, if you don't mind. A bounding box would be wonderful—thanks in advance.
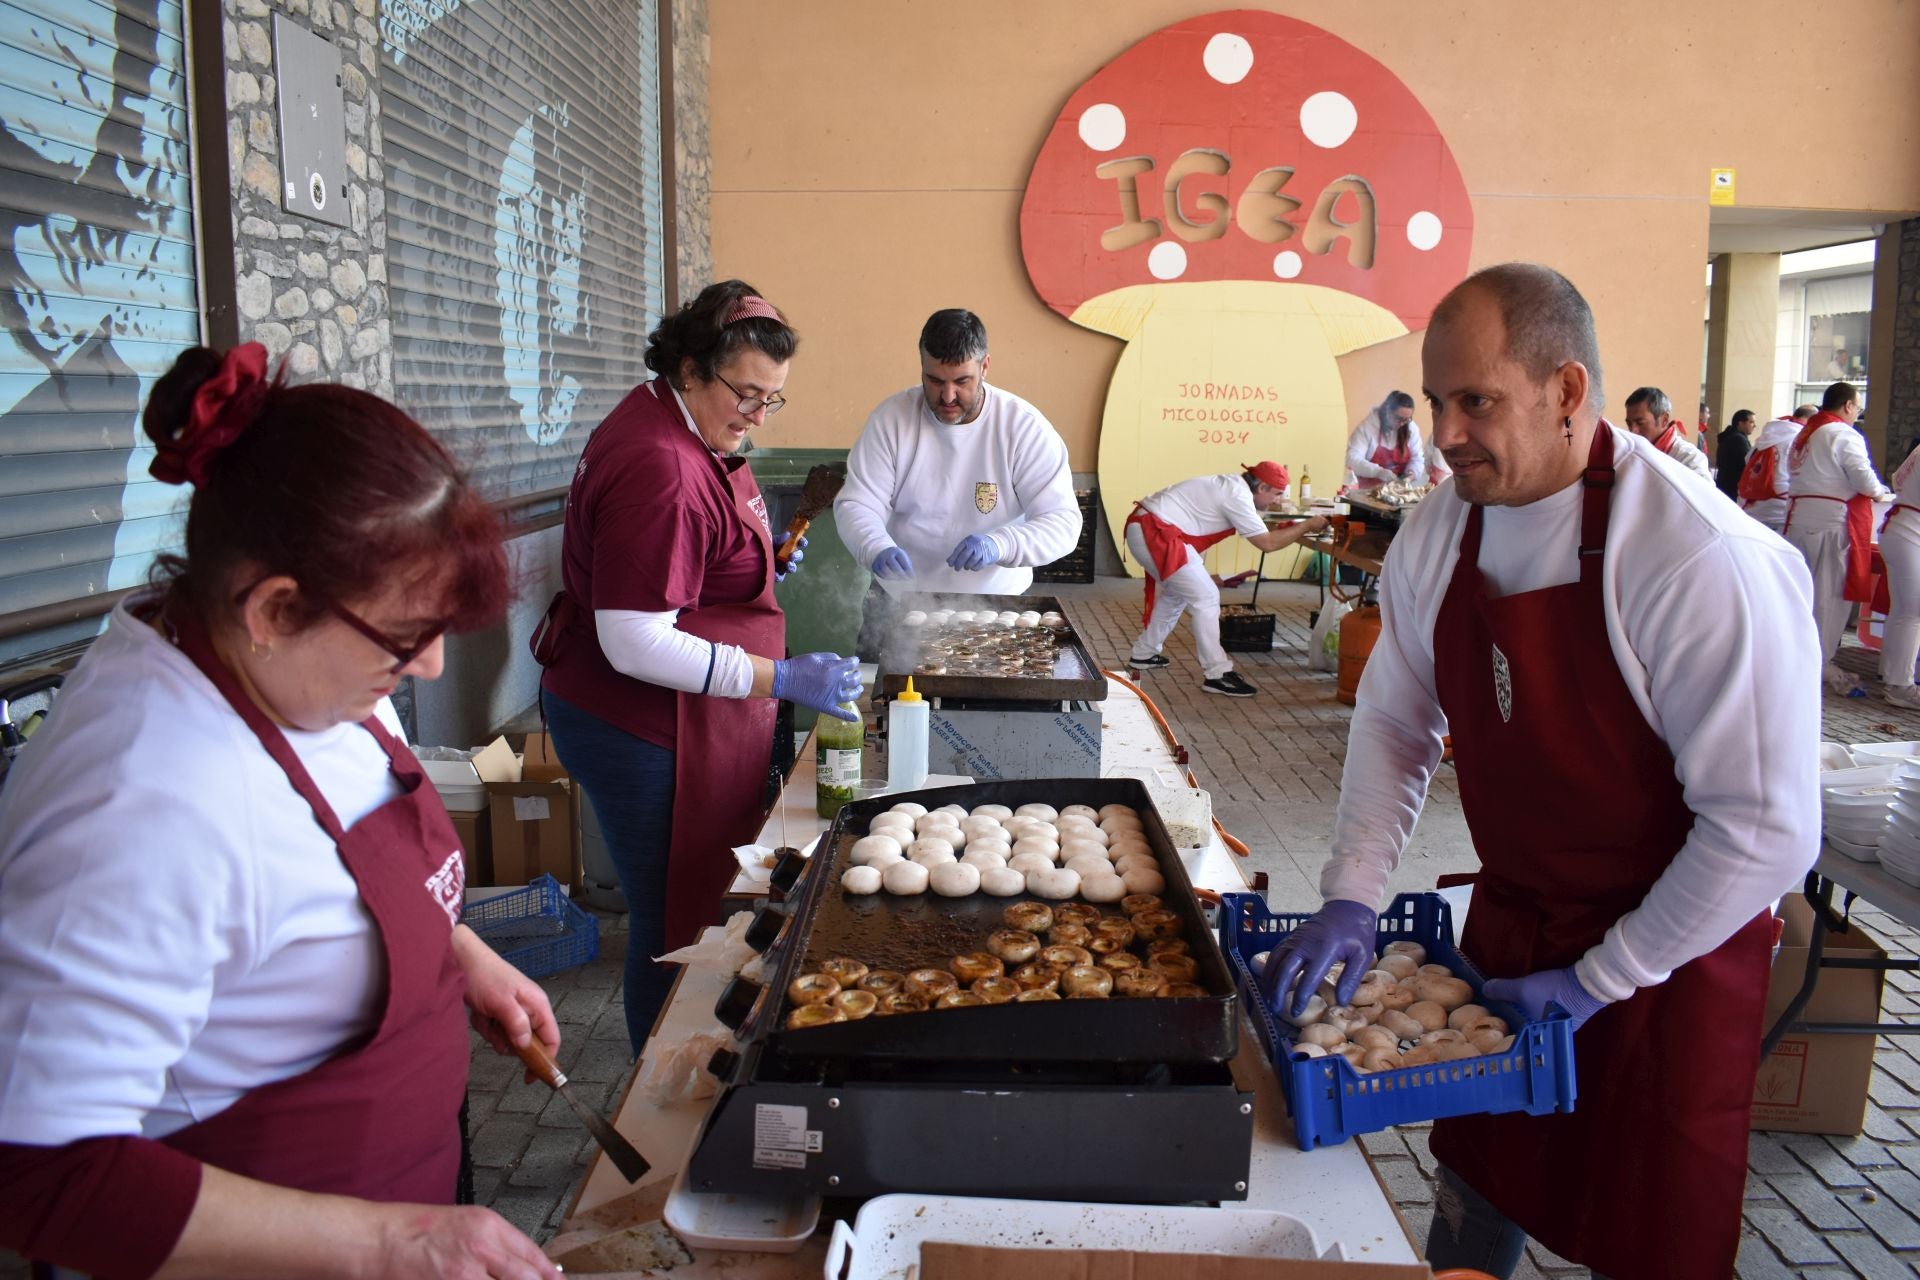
[1623,385,1712,482]
[1124,464,1326,697]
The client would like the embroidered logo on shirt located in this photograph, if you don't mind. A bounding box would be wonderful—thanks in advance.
[748,493,771,534]
[975,482,999,514]
[426,849,465,927]
[1491,643,1513,723]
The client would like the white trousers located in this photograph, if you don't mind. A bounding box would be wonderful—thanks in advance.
[1126,523,1232,679]
[1881,514,1920,686]
[1784,522,1854,666]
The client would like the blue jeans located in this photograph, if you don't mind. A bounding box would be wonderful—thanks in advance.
[541,690,677,1055]
[1426,1164,1612,1280]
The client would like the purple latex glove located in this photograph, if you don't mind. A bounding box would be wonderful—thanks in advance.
[947,533,1000,572]
[1481,967,1606,1033]
[1256,899,1378,1020]
[871,547,914,580]
[775,534,808,581]
[772,652,863,721]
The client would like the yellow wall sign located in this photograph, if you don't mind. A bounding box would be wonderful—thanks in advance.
[1709,168,1737,206]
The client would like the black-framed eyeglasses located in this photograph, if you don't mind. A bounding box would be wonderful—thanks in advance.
[714,371,786,417]
[234,577,446,675]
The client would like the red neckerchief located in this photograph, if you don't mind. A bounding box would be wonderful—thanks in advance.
[1651,422,1679,455]
[1792,410,1848,457]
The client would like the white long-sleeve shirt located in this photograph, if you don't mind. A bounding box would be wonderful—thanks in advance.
[1662,433,1713,481]
[1786,419,1890,531]
[1743,418,1802,527]
[1139,473,1266,540]
[0,596,403,1145]
[1346,416,1428,483]
[835,384,1081,596]
[1323,424,1821,1004]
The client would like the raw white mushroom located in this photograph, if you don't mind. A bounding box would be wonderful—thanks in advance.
[1250,950,1270,973]
[1059,837,1108,863]
[1014,803,1058,821]
[1375,953,1419,980]
[1447,1003,1492,1032]
[881,860,930,895]
[1292,1043,1329,1059]
[1406,1000,1449,1032]
[1300,1023,1347,1050]
[1351,1025,1399,1052]
[979,866,1027,896]
[1025,866,1082,900]
[970,804,1013,821]
[1106,837,1153,861]
[951,610,978,623]
[908,846,958,868]
[851,834,905,865]
[913,812,956,834]
[1280,994,1328,1027]
[929,610,954,625]
[1011,835,1060,861]
[1383,941,1427,965]
[841,865,883,894]
[1323,1005,1371,1036]
[1059,804,1100,822]
[1336,1044,1367,1069]
[1416,963,1454,980]
[997,611,1019,625]
[1414,976,1475,1011]
[961,849,1009,871]
[1120,867,1166,896]
[1064,852,1112,879]
[1079,872,1126,903]
[1008,851,1055,876]
[1113,854,1159,877]
[1098,803,1139,821]
[960,817,1007,842]
[929,862,982,897]
[1017,611,1042,627]
[964,838,1012,860]
[1360,1047,1404,1074]
[889,802,928,818]
[902,610,928,626]
[1379,1009,1425,1041]
[908,837,959,864]
[935,803,969,820]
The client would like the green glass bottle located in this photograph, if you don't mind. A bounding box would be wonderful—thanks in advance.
[815,702,863,818]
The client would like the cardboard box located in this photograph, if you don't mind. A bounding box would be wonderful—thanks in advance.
[448,809,491,886]
[921,1245,1427,1280]
[522,732,567,782]
[1751,894,1887,1134]
[472,734,581,892]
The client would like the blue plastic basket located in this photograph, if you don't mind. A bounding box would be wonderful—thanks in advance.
[1221,891,1577,1149]
[465,874,600,980]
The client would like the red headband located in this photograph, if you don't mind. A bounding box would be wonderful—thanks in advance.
[149,343,273,487]
[724,295,782,325]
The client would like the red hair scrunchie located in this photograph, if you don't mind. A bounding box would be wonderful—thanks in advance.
[150,343,273,487]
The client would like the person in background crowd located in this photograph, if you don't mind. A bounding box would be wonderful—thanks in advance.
[1345,391,1428,489]
[1714,408,1756,500]
[1739,405,1815,534]
[1782,381,1891,695]
[1878,445,1920,708]
[1124,463,1329,697]
[0,346,562,1277]
[1826,348,1854,380]
[1695,400,1713,453]
[1259,263,1818,1280]
[535,281,862,1052]
[1623,386,1712,481]
[836,309,1082,656]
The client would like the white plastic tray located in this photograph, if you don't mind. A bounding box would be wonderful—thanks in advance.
[823,1194,1337,1280]
[665,1158,820,1253]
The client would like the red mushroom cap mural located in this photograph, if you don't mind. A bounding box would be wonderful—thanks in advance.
[1020,11,1471,574]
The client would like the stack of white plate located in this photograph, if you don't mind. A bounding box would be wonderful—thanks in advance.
[1822,764,1899,860]
[1878,760,1920,886]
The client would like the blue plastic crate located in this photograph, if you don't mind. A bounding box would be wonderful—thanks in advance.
[1221,891,1577,1149]
[465,874,600,980]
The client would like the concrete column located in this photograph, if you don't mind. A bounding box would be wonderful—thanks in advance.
[1705,252,1783,435]
[1868,219,1915,468]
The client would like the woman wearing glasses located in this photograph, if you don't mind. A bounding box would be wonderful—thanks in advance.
[534,280,860,1052]
[0,346,561,1276]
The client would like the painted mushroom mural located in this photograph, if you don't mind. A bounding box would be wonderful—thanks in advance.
[1020,11,1471,576]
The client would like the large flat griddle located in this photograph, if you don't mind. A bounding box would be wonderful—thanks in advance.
[874,593,1106,703]
[731,778,1239,1066]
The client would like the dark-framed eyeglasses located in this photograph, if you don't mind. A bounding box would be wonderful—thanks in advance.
[714,370,786,417]
[233,577,446,674]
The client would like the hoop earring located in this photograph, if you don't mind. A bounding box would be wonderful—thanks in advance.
[1563,416,1573,444]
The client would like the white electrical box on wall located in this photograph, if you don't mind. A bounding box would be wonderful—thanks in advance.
[272,15,352,228]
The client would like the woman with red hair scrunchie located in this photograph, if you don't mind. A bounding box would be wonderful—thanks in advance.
[0,345,562,1278]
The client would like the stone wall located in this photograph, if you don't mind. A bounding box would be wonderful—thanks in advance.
[224,0,389,394]
[671,0,711,303]
[1890,219,1920,462]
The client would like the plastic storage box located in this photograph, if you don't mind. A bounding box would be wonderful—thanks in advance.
[465,874,599,979]
[1220,891,1577,1148]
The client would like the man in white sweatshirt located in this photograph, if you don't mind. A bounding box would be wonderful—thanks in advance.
[836,310,1082,654]
[1622,385,1712,481]
[1740,405,1814,534]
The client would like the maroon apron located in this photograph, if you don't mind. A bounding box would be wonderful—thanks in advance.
[155,603,469,1202]
[658,388,786,952]
[1426,427,1769,1280]
[1354,436,1413,490]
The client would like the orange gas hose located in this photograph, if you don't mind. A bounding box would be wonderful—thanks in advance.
[1102,672,1251,858]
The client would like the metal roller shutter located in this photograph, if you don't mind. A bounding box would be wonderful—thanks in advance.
[0,0,200,663]
[381,0,667,502]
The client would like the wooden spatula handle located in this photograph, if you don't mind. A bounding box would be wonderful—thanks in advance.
[513,1036,565,1088]
[776,516,812,566]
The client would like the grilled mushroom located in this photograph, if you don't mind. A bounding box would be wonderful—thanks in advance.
[858,970,908,996]
[972,975,1020,1003]
[949,952,1005,983]
[906,969,959,1000]
[834,989,879,1020]
[787,1004,847,1029]
[818,957,870,986]
[1062,965,1114,999]
[988,929,1042,964]
[788,972,841,1005]
[1114,969,1168,999]
[1003,901,1055,933]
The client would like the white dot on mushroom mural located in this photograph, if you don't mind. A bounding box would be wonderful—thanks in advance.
[1300,91,1359,149]
[1078,103,1127,152]
[1020,10,1472,579]
[1407,210,1444,250]
[1203,32,1253,84]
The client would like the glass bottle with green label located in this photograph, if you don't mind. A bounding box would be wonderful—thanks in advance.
[815,702,863,818]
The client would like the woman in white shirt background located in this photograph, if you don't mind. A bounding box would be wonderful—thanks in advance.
[0,345,561,1278]
[1345,391,1427,490]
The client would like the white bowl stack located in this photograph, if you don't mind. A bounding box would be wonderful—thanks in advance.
[1823,764,1898,860]
[1878,758,1920,886]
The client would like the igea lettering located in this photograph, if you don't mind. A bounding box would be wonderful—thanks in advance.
[1095,150,1377,267]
